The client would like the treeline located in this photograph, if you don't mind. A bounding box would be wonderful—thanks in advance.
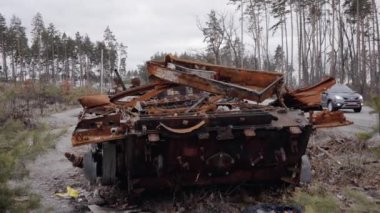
[0,12,127,87]
[196,0,380,97]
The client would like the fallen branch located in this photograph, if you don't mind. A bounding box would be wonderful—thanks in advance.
[317,146,342,165]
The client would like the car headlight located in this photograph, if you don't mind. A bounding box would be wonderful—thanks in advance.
[335,95,343,100]
[359,95,363,100]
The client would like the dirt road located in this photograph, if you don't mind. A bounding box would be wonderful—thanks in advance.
[318,106,378,141]
[26,108,89,212]
[25,106,379,212]
[328,106,377,135]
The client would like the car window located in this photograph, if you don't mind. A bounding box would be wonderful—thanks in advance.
[329,85,353,93]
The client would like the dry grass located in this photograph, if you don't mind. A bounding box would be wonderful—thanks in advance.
[344,187,380,213]
[0,119,67,212]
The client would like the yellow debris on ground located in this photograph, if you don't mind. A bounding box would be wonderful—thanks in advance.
[55,186,79,199]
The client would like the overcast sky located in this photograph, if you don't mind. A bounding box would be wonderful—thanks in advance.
[2,0,239,70]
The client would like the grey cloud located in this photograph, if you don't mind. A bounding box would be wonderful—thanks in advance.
[2,0,235,69]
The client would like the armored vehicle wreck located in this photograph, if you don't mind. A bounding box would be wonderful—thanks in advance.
[67,55,351,193]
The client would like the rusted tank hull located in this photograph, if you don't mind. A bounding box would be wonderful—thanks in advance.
[78,108,312,191]
[121,126,313,189]
[69,55,351,192]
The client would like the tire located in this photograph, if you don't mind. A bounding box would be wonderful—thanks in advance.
[327,101,336,112]
[354,107,362,113]
[101,142,117,185]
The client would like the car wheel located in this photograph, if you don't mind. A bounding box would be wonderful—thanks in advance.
[354,107,361,113]
[327,101,336,112]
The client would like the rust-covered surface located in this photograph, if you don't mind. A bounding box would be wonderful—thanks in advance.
[312,110,353,128]
[147,56,284,103]
[69,55,351,191]
[282,77,336,111]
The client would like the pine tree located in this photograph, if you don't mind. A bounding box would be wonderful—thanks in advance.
[0,13,8,81]
[8,15,28,81]
[199,10,225,64]
[31,12,45,80]
[103,26,118,86]
[46,23,59,83]
[274,45,284,72]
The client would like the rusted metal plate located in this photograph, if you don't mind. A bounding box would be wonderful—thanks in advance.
[78,95,112,109]
[147,59,284,103]
[164,55,283,89]
[282,77,336,110]
[312,110,353,128]
[72,114,127,146]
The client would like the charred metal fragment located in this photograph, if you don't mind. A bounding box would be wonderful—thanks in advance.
[281,77,336,111]
[64,152,83,168]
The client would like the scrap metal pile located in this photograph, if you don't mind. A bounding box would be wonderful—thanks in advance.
[67,55,351,193]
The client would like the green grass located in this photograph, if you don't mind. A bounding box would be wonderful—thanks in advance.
[291,185,340,213]
[344,188,380,212]
[0,119,67,212]
[370,146,380,158]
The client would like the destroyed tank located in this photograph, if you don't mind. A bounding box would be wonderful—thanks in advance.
[67,55,351,193]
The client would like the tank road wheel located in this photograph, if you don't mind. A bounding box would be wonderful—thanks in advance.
[299,155,312,185]
[83,151,97,184]
[101,142,117,185]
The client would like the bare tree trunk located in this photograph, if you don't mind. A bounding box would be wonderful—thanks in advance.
[31,60,35,80]
[331,0,337,78]
[264,2,269,70]
[45,49,49,82]
[338,0,345,83]
[290,3,294,84]
[302,6,309,85]
[347,25,356,85]
[372,0,380,94]
[79,54,83,87]
[297,2,302,85]
[256,14,261,70]
[360,19,366,95]
[281,15,284,73]
[71,57,75,85]
[11,52,15,82]
[355,0,361,90]
[284,14,290,84]
[311,11,316,84]
[369,16,375,94]
[1,39,8,81]
[52,45,55,83]
[86,55,89,86]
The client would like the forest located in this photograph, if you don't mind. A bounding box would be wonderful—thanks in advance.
[198,0,380,97]
[0,0,379,125]
[1,0,380,97]
[1,0,380,211]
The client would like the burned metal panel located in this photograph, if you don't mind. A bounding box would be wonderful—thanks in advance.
[312,110,353,128]
[282,77,336,110]
[147,61,284,103]
[78,95,113,109]
[72,113,127,146]
[164,55,283,89]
